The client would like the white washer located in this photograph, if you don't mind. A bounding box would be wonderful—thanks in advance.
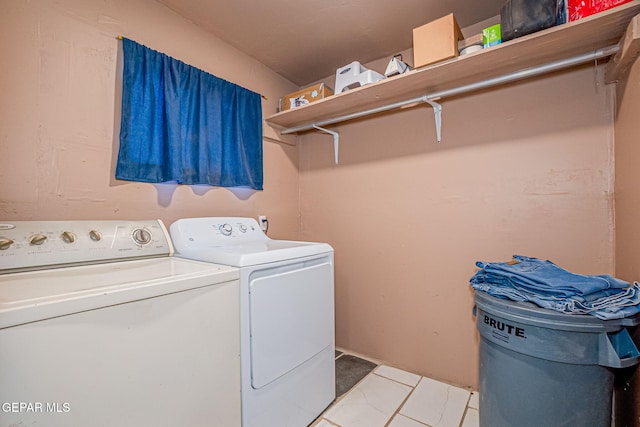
[0,220,241,427]
[170,217,335,427]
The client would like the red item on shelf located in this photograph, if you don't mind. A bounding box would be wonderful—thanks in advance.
[566,0,633,21]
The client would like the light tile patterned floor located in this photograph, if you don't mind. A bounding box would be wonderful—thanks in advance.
[313,360,479,427]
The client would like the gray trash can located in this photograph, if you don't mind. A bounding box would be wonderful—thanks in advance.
[474,291,640,427]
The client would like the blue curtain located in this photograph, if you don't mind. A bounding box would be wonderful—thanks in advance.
[116,38,263,190]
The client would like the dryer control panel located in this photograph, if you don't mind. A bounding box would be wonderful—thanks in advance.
[171,217,268,248]
[0,220,173,273]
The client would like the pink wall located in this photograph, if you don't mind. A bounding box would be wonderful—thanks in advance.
[298,65,616,388]
[613,55,640,427]
[0,0,300,238]
[615,57,640,281]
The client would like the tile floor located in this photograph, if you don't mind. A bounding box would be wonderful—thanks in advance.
[313,352,479,427]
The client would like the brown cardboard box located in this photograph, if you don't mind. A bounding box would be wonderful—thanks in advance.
[281,83,333,111]
[413,13,464,68]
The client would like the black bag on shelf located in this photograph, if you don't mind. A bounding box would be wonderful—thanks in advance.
[501,0,566,42]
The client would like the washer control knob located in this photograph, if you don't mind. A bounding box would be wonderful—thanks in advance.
[61,231,76,243]
[0,238,14,250]
[220,223,233,236]
[132,228,152,245]
[89,230,102,241]
[239,224,247,233]
[29,234,47,246]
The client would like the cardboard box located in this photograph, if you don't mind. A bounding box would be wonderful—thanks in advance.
[281,83,333,111]
[413,13,463,69]
[566,0,632,21]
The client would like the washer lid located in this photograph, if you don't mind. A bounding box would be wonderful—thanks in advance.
[170,217,333,267]
[0,257,239,328]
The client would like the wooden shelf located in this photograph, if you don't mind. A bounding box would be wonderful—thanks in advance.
[266,1,640,132]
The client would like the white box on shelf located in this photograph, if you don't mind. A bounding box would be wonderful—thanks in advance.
[334,61,384,94]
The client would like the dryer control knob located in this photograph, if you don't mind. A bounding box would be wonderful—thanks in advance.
[239,224,247,233]
[220,223,233,236]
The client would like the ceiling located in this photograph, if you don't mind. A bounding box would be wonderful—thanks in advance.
[156,0,505,86]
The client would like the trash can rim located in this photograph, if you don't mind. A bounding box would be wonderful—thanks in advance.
[474,291,640,332]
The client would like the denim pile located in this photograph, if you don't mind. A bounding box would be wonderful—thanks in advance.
[470,255,640,320]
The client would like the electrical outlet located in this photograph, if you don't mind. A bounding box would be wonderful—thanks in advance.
[258,215,268,232]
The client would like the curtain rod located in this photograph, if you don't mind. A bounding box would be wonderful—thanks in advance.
[116,35,268,101]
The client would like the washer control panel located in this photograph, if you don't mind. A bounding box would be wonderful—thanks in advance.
[0,220,173,272]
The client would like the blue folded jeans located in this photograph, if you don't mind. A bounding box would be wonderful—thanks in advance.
[475,255,628,296]
[470,255,640,320]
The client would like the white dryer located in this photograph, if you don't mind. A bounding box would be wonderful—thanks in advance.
[170,217,335,427]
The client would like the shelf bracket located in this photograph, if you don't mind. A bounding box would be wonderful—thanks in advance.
[422,97,442,143]
[313,125,340,164]
[605,14,640,83]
